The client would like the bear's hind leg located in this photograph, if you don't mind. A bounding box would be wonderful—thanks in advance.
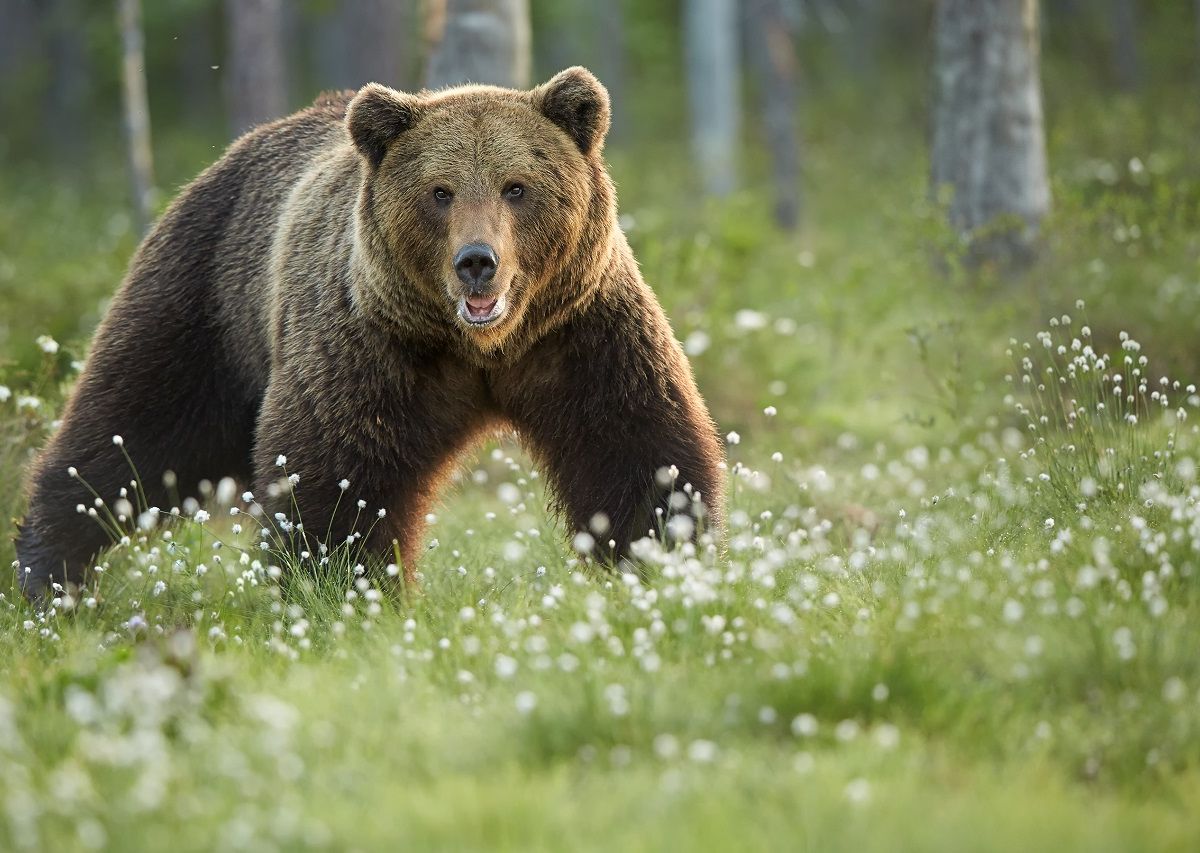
[16,310,261,601]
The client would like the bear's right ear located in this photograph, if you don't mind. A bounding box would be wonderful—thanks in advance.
[346,83,421,168]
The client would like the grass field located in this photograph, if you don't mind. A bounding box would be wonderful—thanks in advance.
[1,78,1200,850]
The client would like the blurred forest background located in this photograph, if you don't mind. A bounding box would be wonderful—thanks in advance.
[1,0,1199,431]
[4,6,1200,847]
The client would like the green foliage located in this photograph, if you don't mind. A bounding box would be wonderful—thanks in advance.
[3,8,1200,848]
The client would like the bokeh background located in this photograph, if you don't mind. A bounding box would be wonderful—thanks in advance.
[1,5,1200,849]
[1,1,1197,373]
[2,0,1199,544]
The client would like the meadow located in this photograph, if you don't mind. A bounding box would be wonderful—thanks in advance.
[1,69,1200,850]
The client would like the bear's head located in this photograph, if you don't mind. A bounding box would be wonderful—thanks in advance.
[347,67,615,354]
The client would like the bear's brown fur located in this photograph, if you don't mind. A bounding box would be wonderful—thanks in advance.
[14,68,725,599]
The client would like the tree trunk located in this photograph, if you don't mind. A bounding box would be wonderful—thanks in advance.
[347,0,412,88]
[316,0,413,91]
[425,0,531,89]
[0,0,36,78]
[118,0,154,236]
[931,0,1050,266]
[844,0,883,80]
[684,0,741,197]
[179,4,219,125]
[1110,0,1139,91]
[225,0,287,137]
[748,0,801,229]
[42,0,89,162]
[595,0,627,143]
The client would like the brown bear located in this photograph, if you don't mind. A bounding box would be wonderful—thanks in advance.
[14,67,725,599]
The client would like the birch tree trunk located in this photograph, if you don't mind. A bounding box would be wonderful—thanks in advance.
[347,0,412,88]
[118,0,154,236]
[748,0,801,229]
[317,0,413,91]
[596,0,627,143]
[179,5,219,125]
[43,0,89,162]
[425,0,531,89]
[931,0,1050,265]
[225,0,287,136]
[684,0,741,197]
[1110,0,1140,91]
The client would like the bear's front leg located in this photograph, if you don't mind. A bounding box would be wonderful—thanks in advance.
[251,361,495,580]
[494,285,725,563]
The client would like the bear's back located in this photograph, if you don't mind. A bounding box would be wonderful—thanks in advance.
[138,91,362,392]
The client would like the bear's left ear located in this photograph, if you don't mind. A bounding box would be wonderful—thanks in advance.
[347,83,421,168]
[532,67,611,157]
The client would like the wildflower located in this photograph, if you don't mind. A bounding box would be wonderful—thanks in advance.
[653,734,680,759]
[687,740,719,763]
[0,385,10,403]
[36,335,59,354]
[791,713,818,737]
[734,309,767,331]
[835,720,860,741]
[494,655,518,679]
[726,431,741,445]
[874,724,900,750]
[684,330,711,356]
[514,691,537,715]
[844,778,871,804]
[275,454,287,467]
[1163,678,1186,703]
[573,531,595,554]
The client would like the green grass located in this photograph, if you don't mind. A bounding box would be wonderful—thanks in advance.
[2,78,1200,850]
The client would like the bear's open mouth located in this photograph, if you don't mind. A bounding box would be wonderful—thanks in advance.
[458,293,507,326]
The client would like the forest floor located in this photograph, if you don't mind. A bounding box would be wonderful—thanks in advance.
[1,88,1199,850]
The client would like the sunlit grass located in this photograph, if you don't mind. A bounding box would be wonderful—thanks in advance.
[2,87,1200,849]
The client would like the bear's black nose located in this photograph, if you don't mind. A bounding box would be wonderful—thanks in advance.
[454,243,499,291]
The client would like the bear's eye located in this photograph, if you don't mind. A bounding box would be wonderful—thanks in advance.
[504,184,525,200]
[433,187,453,202]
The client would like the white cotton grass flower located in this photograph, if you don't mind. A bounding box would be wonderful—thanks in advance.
[687,739,719,763]
[844,778,871,804]
[734,309,768,331]
[36,335,59,354]
[514,691,537,715]
[0,385,10,403]
[791,714,818,737]
[684,330,711,356]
